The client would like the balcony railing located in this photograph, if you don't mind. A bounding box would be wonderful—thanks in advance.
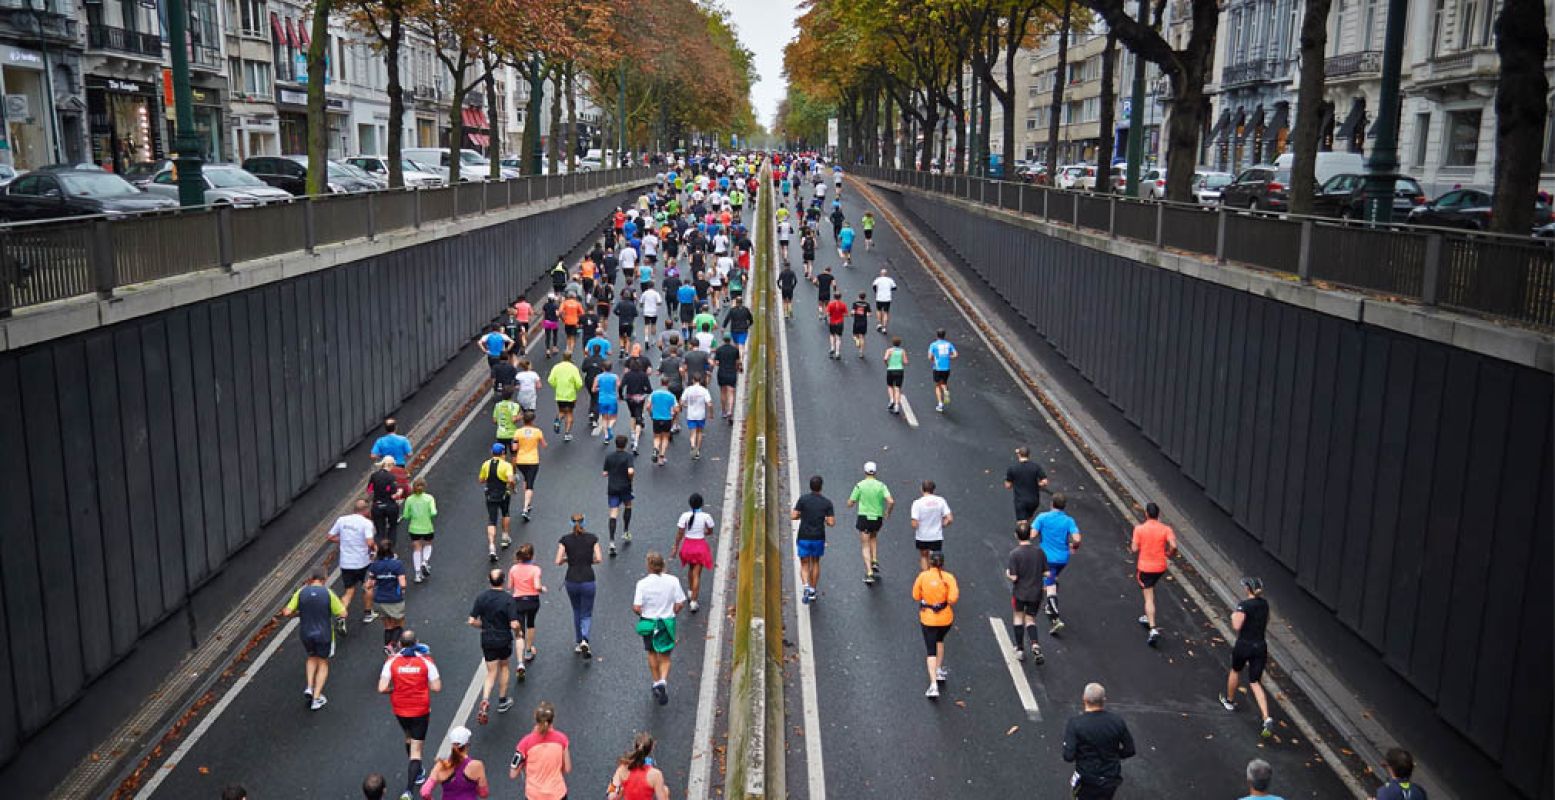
[190,44,223,70]
[1221,59,1274,87]
[86,23,162,58]
[1325,50,1382,78]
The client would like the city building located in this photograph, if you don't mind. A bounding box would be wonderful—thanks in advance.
[0,0,87,170]
[223,0,275,160]
[1204,0,1299,174]
[1022,25,1112,166]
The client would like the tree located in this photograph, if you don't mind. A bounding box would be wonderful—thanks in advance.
[1045,0,1072,180]
[345,0,413,186]
[1489,0,1550,235]
[1286,0,1332,214]
[304,0,332,195]
[1096,31,1117,190]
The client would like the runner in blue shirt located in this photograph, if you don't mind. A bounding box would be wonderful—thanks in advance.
[593,368,621,443]
[1032,493,1081,635]
[648,377,680,466]
[584,329,613,360]
[371,419,413,466]
[837,222,856,268]
[927,330,958,412]
[479,323,514,377]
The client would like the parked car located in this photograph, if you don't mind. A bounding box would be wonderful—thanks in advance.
[343,156,444,187]
[0,168,177,221]
[1537,221,1555,239]
[144,163,293,206]
[1192,171,1234,206]
[1219,164,1305,212]
[0,164,22,188]
[336,161,388,189]
[122,159,173,188]
[403,147,519,181]
[241,155,379,195]
[1057,164,1095,190]
[1405,188,1555,231]
[1311,174,1426,220]
[1138,167,1168,199]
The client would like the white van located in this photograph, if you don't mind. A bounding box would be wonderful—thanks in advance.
[402,147,517,182]
[1272,152,1365,187]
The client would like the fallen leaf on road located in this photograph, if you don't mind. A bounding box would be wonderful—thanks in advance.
[1005,726,1020,736]
[954,700,967,708]
[198,767,210,775]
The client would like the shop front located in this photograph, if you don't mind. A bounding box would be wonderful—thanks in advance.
[158,69,226,162]
[277,86,307,154]
[87,75,162,174]
[0,44,57,169]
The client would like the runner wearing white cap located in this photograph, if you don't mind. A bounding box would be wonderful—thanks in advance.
[846,461,894,586]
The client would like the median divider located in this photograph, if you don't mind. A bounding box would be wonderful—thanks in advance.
[725,166,786,799]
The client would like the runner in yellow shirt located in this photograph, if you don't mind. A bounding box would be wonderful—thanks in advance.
[512,411,546,522]
[547,359,585,442]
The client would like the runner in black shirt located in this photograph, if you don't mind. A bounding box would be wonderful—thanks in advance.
[614,291,639,352]
[1063,683,1135,799]
[814,267,835,320]
[850,293,870,358]
[801,232,817,279]
[467,568,519,721]
[555,514,602,656]
[601,436,636,555]
[713,337,741,422]
[1006,520,1048,663]
[777,265,798,320]
[622,360,652,453]
[1220,577,1275,739]
[790,475,835,604]
[724,296,754,356]
[1004,446,1050,522]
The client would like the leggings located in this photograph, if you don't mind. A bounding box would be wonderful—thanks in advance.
[565,580,597,642]
[544,326,559,349]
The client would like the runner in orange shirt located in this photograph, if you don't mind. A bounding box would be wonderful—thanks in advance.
[1129,502,1177,647]
[559,294,585,359]
[911,552,959,699]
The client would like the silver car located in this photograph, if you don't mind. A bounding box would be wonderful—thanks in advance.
[344,156,444,187]
[1192,172,1234,206]
[145,164,294,206]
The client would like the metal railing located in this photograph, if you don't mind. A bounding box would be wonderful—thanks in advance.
[86,23,162,57]
[852,165,1555,329]
[0,166,653,316]
[1325,50,1383,78]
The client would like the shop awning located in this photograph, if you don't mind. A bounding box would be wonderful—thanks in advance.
[1247,104,1265,134]
[467,133,490,148]
[1208,108,1231,142]
[269,11,284,44]
[1232,106,1248,140]
[461,107,489,131]
[1336,96,1366,138]
[297,22,310,50]
[284,17,298,48]
[1262,101,1289,145]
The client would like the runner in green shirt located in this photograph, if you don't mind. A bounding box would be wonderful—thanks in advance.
[861,212,876,250]
[882,336,908,415]
[692,309,718,337]
[547,359,585,441]
[847,461,895,585]
[494,393,521,449]
[400,480,438,582]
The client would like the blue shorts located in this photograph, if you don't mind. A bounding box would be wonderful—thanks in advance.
[796,539,825,559]
[687,419,706,430]
[597,401,618,416]
[608,491,634,508]
[840,244,852,254]
[1043,561,1068,587]
[732,332,749,346]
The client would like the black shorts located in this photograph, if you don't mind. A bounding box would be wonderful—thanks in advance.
[921,624,951,655]
[680,306,696,322]
[915,539,943,553]
[513,596,540,628]
[482,641,513,662]
[1011,597,1044,616]
[486,496,511,524]
[517,463,539,489]
[341,567,368,588]
[644,316,658,327]
[886,370,904,388]
[396,714,431,741]
[1231,641,1268,682]
[557,400,575,412]
[409,532,435,542]
[856,516,882,534]
[852,319,868,336]
[717,372,738,388]
[1136,570,1166,589]
[1014,499,1041,522]
[652,419,673,434]
[828,322,844,336]
[619,323,634,337]
[626,398,646,420]
[780,289,794,300]
[933,369,951,385]
[301,635,334,659]
[564,324,579,338]
[875,300,890,312]
[864,229,874,240]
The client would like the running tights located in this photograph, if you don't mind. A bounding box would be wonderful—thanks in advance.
[565,580,597,642]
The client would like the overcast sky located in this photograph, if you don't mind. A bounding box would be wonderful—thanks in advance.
[725,0,799,129]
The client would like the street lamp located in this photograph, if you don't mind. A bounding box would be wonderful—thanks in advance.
[1363,0,1408,223]
[165,0,204,206]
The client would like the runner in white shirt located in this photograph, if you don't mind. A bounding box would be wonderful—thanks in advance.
[909,480,953,571]
[640,287,663,338]
[640,231,660,264]
[815,181,827,202]
[777,219,794,263]
[680,378,713,460]
[672,493,717,611]
[514,363,543,412]
[618,244,639,284]
[632,552,687,705]
[329,500,378,629]
[871,269,898,333]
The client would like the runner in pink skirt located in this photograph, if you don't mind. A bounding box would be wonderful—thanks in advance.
[673,493,717,613]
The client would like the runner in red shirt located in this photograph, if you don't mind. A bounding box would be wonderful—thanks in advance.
[378,630,443,797]
[1129,503,1177,647]
[825,293,848,360]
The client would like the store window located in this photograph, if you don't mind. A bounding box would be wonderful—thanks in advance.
[1442,109,1481,168]
[1412,112,1429,168]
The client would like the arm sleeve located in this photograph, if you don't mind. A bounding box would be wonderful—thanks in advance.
[285,590,301,613]
[424,659,441,682]
[1061,719,1077,762]
[632,581,645,608]
[330,591,345,616]
[1117,721,1136,759]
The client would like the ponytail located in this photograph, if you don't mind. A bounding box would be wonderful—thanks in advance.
[534,701,555,735]
[437,743,467,774]
[620,732,655,770]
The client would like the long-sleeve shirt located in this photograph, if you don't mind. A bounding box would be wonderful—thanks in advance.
[1062,709,1135,787]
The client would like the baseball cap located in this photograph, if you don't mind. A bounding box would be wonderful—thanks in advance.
[449,726,472,747]
[863,461,877,475]
[491,443,506,455]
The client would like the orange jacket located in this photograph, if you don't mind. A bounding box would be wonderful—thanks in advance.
[912,567,959,626]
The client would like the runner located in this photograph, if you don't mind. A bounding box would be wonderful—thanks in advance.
[468,568,518,726]
[814,267,836,321]
[1376,749,1426,800]
[555,513,602,657]
[1219,577,1276,739]
[1006,521,1048,664]
[479,444,517,562]
[846,461,895,585]
[424,727,488,798]
[640,284,663,341]
[800,230,817,280]
[926,329,958,412]
[724,295,754,356]
[777,217,794,263]
[1034,493,1081,635]
[777,262,798,320]
[506,544,545,674]
[909,480,953,572]
[493,351,520,400]
[559,293,585,359]
[479,324,515,378]
[606,733,670,800]
[861,211,876,250]
[365,542,408,656]
[539,294,560,358]
[602,435,636,556]
[676,281,698,338]
[545,356,584,442]
[870,269,896,332]
[507,411,546,523]
[829,205,845,243]
[328,499,377,630]
[1130,503,1177,647]
[824,291,848,360]
[791,475,835,605]
[621,351,653,453]
[648,377,679,466]
[911,551,959,699]
[513,296,534,349]
[850,292,870,358]
[593,365,622,445]
[680,376,713,460]
[713,334,742,421]
[1062,683,1136,799]
[510,702,571,799]
[281,569,345,710]
[672,493,716,612]
[633,552,687,705]
[838,220,856,268]
[614,289,639,353]
[371,418,414,467]
[378,630,441,800]
[882,336,908,414]
[368,456,405,547]
[1003,446,1049,523]
[494,387,521,450]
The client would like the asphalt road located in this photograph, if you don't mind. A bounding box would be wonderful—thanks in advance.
[145,260,743,800]
[776,178,1354,799]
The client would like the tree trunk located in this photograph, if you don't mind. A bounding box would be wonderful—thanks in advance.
[1287,0,1332,214]
[1489,0,1550,234]
[522,60,543,175]
[304,0,333,195]
[566,64,577,171]
[978,45,993,175]
[922,103,938,171]
[447,75,467,184]
[485,56,501,180]
[1001,38,1017,172]
[1097,32,1118,193]
[882,89,896,168]
[385,9,404,188]
[1163,61,1210,202]
[547,67,562,174]
[952,68,966,174]
[1046,0,1072,180]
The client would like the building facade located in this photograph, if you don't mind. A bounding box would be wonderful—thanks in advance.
[0,0,88,171]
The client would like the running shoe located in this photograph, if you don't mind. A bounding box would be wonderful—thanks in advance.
[936,402,945,413]
[692,448,701,460]
[1261,718,1275,739]
[1138,615,1150,627]
[653,683,669,706]
[310,695,328,711]
[1032,644,1045,665]
[500,536,511,549]
[421,563,430,577]
[334,617,348,636]
[609,543,618,557]
[1014,647,1024,661]
[521,508,531,523]
[863,574,875,586]
[623,531,633,543]
[362,610,379,624]
[579,641,591,658]
[488,550,498,563]
[414,769,427,786]
[689,600,700,613]
[413,568,424,584]
[925,683,939,699]
[496,697,514,713]
[304,686,313,698]
[1049,619,1066,636]
[516,664,526,683]
[477,700,490,726]
[1218,692,1236,711]
[525,647,537,662]
[1147,628,1161,647]
[936,667,948,683]
[564,433,573,442]
[553,417,562,433]
[871,561,881,576]
[574,643,584,654]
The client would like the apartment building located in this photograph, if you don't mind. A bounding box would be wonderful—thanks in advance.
[1022,26,1111,165]
[0,0,87,170]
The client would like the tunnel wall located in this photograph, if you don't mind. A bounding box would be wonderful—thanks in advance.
[0,192,623,763]
[893,187,1552,797]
